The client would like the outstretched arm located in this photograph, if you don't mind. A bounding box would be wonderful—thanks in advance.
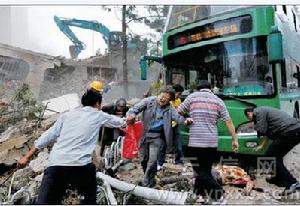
[126,98,149,124]
[17,114,64,168]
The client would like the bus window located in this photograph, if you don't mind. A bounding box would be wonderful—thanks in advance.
[172,72,185,86]
[166,6,249,31]
[163,36,275,97]
[189,70,197,83]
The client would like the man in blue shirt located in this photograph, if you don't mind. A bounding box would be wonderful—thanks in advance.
[17,89,127,204]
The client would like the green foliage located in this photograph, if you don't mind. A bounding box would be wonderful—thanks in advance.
[187,82,197,93]
[150,80,164,96]
[101,5,169,56]
[12,83,43,119]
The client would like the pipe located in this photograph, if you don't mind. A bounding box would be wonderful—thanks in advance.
[103,180,118,205]
[96,172,188,204]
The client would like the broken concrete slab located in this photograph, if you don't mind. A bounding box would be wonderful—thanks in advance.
[42,93,80,117]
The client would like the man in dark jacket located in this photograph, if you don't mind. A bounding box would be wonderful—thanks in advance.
[245,106,300,195]
[100,98,129,154]
[126,87,189,187]
[102,98,129,117]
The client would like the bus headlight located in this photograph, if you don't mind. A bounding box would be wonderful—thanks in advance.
[245,141,258,148]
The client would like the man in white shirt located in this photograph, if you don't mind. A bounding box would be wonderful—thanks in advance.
[17,89,127,204]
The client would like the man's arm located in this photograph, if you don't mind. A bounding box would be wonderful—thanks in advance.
[17,146,38,169]
[17,114,64,168]
[225,119,239,153]
[255,137,269,151]
[126,98,149,124]
[171,107,185,125]
[101,112,127,128]
[177,96,191,116]
[34,114,64,149]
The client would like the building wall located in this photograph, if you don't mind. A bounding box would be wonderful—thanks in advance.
[0,7,11,45]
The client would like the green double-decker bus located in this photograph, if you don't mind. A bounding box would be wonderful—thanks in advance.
[141,6,300,161]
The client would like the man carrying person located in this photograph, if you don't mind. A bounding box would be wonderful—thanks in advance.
[177,80,239,201]
[126,87,190,187]
[244,106,300,195]
[17,89,127,204]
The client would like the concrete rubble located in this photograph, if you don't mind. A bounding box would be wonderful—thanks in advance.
[0,44,300,204]
[0,111,300,204]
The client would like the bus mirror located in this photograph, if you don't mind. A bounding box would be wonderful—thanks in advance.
[139,56,162,80]
[267,26,283,63]
[140,59,147,80]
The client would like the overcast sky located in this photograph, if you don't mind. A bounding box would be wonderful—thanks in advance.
[22,6,158,58]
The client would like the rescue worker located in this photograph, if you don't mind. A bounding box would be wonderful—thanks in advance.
[126,87,190,187]
[158,84,184,170]
[17,89,127,204]
[244,106,300,195]
[177,80,239,201]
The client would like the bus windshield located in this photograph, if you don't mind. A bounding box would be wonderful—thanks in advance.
[165,6,250,31]
[165,36,274,97]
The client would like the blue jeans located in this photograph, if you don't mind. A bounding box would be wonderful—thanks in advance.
[158,126,184,166]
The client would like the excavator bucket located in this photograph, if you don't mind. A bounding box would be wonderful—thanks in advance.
[69,45,80,59]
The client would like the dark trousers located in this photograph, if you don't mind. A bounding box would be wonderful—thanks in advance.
[139,137,163,186]
[37,163,97,205]
[158,126,183,166]
[265,130,300,188]
[174,126,184,164]
[184,147,223,200]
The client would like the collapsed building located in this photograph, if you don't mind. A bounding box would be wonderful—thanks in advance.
[0,42,161,105]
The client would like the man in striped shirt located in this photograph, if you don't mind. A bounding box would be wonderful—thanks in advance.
[177,80,239,201]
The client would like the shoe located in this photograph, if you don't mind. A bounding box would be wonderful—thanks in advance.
[157,165,163,171]
[212,197,226,205]
[265,177,280,185]
[279,182,300,196]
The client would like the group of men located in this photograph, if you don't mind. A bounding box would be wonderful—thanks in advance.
[17,79,300,204]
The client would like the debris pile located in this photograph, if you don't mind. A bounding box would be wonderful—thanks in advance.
[0,86,299,204]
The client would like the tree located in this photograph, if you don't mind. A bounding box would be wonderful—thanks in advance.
[102,5,169,56]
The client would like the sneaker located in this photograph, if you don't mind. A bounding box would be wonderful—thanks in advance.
[279,182,300,196]
[265,177,280,185]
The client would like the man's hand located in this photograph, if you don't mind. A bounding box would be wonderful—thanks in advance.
[17,146,38,169]
[232,139,239,153]
[184,118,193,125]
[17,156,30,169]
[126,115,136,125]
[254,144,264,152]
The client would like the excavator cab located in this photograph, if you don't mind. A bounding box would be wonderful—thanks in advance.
[109,32,122,49]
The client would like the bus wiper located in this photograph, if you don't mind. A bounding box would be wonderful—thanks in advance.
[216,93,257,107]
